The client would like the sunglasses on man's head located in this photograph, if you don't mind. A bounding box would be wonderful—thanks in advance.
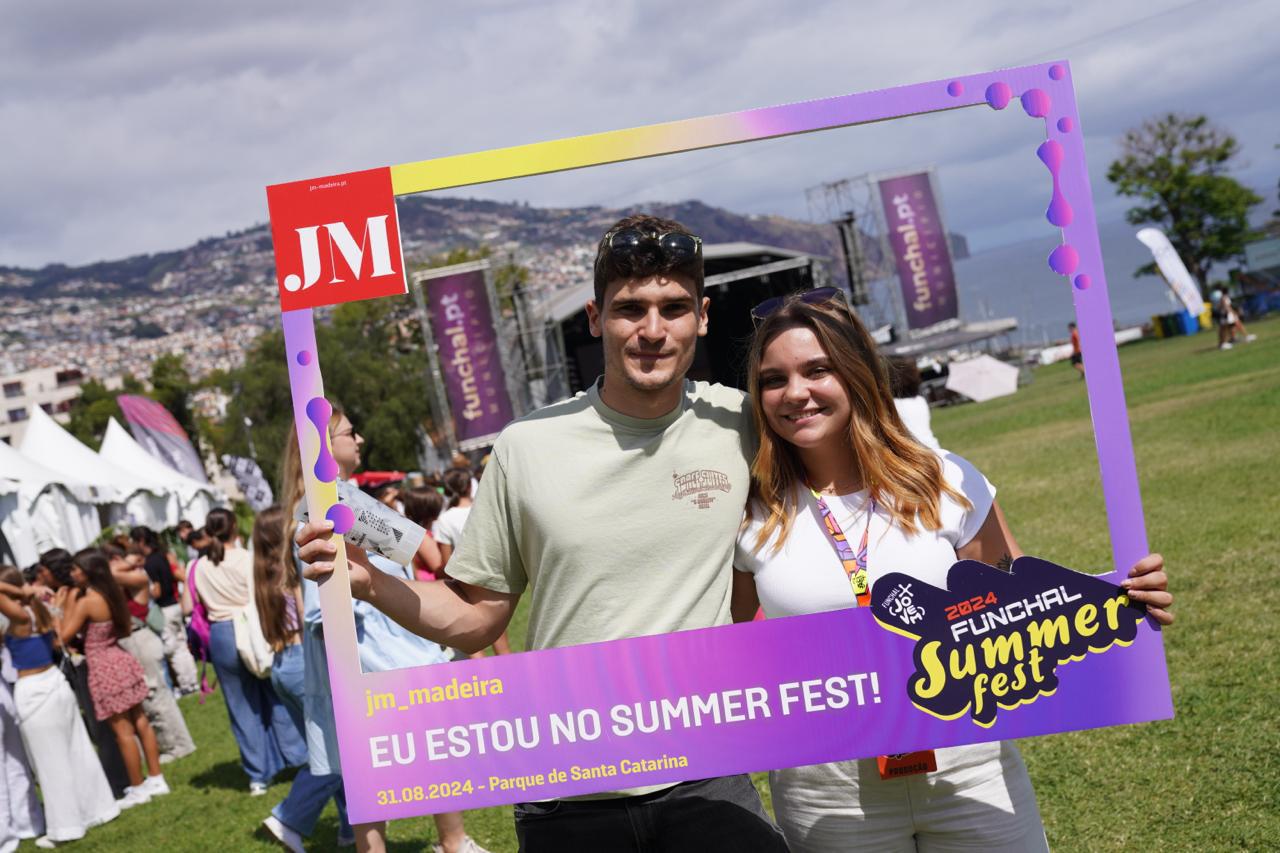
[750,287,846,323]
[605,228,703,266]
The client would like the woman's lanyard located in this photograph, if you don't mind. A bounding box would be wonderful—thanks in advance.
[808,488,875,608]
[809,486,939,779]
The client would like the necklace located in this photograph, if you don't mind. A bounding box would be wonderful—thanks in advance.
[813,478,863,496]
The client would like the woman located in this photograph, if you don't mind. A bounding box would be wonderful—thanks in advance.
[252,505,352,851]
[32,550,131,798]
[400,488,445,582]
[281,405,488,853]
[104,544,195,763]
[0,563,50,845]
[887,356,940,450]
[58,549,167,809]
[733,291,1173,853]
[434,469,509,658]
[129,527,199,697]
[192,508,304,795]
[432,468,474,567]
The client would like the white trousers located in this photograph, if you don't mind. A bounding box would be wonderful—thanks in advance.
[0,677,41,851]
[14,668,118,842]
[772,742,1050,853]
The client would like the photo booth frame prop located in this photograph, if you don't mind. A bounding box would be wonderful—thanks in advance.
[267,61,1171,822]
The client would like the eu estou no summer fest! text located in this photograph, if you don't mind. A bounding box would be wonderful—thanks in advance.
[361,671,885,794]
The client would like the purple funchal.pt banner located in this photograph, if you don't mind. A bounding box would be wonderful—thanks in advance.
[116,394,209,483]
[877,172,959,332]
[337,557,1170,821]
[425,270,514,449]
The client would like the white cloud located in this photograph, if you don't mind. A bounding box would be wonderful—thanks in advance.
[0,0,1275,266]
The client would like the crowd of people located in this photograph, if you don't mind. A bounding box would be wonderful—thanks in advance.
[0,214,1175,852]
[0,445,496,851]
[0,533,195,848]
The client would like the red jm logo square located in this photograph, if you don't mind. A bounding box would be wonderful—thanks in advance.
[267,167,407,311]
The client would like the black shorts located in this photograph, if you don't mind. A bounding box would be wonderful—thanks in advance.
[1070,353,1083,366]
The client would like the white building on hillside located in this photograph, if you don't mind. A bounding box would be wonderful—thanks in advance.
[0,366,88,445]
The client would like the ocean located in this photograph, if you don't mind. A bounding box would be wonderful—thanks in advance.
[947,219,1190,346]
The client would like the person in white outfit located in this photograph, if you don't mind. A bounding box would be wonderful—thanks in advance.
[0,620,43,852]
[0,567,118,847]
[732,290,1174,853]
[887,356,941,450]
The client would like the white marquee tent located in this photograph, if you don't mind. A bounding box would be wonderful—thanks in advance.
[0,438,102,567]
[18,407,177,529]
[99,418,223,527]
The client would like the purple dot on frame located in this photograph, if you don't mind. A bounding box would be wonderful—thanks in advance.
[1074,274,1091,290]
[1057,116,1074,133]
[305,397,339,483]
[947,80,964,97]
[296,350,312,366]
[1049,64,1066,81]
[985,81,1012,110]
[1048,244,1080,276]
[1021,88,1051,118]
[326,503,355,535]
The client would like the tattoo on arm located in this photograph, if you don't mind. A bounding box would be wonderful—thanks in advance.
[995,552,1013,571]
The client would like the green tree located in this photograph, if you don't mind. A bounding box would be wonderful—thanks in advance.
[66,374,145,447]
[212,245,528,488]
[1107,114,1262,294]
[216,301,435,491]
[322,298,433,475]
[213,330,293,491]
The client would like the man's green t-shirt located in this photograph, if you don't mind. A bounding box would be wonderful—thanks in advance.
[447,378,753,652]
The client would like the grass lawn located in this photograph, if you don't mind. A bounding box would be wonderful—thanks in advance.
[36,317,1279,851]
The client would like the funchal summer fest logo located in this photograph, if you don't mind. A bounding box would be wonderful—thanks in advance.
[264,63,1172,821]
[872,558,1146,727]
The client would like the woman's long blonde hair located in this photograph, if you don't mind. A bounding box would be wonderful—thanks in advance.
[745,296,969,554]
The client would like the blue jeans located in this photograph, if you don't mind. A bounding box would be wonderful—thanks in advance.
[270,643,351,838]
[208,620,303,784]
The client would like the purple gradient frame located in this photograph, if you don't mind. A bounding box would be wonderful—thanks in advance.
[275,61,1165,822]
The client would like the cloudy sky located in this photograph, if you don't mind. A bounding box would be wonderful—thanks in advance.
[2,0,1276,269]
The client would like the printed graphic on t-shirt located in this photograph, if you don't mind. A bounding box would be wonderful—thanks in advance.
[671,469,732,510]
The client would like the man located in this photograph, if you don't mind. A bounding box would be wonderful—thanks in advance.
[1215,289,1255,350]
[1068,322,1084,377]
[299,214,787,851]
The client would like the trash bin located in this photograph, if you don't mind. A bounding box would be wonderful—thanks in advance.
[1153,311,1199,337]
[1175,310,1199,336]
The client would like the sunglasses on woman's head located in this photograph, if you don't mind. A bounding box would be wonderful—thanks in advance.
[750,287,846,323]
[605,228,703,266]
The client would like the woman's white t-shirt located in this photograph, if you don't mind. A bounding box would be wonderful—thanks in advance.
[893,395,940,450]
[734,454,1048,852]
[735,451,994,617]
[433,505,472,548]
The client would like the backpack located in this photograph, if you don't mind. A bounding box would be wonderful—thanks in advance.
[185,560,218,702]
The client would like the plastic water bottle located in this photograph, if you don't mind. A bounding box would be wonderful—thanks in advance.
[299,479,425,566]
